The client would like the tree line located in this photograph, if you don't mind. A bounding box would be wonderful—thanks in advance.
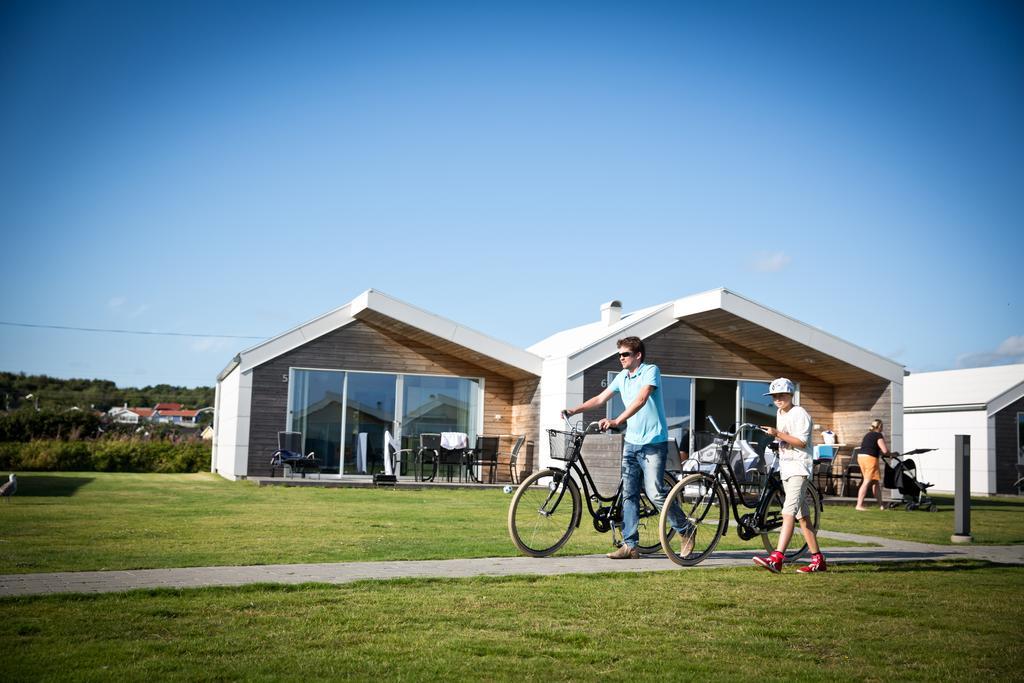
[1,371,215,412]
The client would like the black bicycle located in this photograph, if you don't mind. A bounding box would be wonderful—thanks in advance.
[658,416,822,566]
[507,420,676,557]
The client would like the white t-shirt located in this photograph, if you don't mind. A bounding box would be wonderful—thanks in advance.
[777,405,813,480]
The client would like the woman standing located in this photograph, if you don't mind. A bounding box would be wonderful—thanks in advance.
[856,419,888,510]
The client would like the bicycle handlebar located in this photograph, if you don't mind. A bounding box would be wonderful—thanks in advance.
[705,416,766,438]
[561,413,605,435]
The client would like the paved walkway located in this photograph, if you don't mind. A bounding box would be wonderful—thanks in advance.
[2,530,1021,598]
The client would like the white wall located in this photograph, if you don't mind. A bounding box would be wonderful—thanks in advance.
[904,410,994,495]
[212,366,253,480]
[537,357,590,470]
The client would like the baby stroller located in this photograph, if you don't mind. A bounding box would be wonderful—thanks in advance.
[883,449,937,512]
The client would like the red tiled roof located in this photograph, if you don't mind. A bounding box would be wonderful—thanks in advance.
[130,408,154,417]
[154,403,183,411]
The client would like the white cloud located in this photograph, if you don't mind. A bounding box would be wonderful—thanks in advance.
[752,251,791,273]
[107,296,126,310]
[189,337,234,353]
[955,334,1024,369]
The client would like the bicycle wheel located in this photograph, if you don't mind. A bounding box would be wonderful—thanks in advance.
[659,473,727,567]
[760,482,820,561]
[508,468,582,557]
[636,473,679,554]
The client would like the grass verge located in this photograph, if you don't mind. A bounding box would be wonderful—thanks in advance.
[2,561,1021,681]
[0,472,868,574]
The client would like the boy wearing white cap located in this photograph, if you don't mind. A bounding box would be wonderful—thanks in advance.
[753,378,827,573]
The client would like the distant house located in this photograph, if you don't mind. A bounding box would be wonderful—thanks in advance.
[107,405,154,424]
[904,364,1024,495]
[107,403,200,426]
[212,288,905,483]
[151,407,200,425]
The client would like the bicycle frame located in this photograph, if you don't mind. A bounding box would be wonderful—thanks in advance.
[544,421,659,541]
[544,426,624,531]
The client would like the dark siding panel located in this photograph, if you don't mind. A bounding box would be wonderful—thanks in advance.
[994,395,1024,494]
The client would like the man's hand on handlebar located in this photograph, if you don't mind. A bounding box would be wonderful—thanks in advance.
[598,417,620,432]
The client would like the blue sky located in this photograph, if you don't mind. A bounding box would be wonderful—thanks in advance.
[1,0,1021,388]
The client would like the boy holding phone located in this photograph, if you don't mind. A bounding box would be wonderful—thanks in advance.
[753,378,828,574]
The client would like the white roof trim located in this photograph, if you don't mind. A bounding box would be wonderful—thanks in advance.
[565,304,676,377]
[354,290,543,376]
[236,304,356,373]
[988,381,1024,416]
[228,289,543,378]
[674,289,904,383]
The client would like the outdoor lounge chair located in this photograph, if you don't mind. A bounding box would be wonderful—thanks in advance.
[840,447,862,497]
[466,436,499,483]
[270,431,321,479]
[415,433,442,482]
[506,435,527,484]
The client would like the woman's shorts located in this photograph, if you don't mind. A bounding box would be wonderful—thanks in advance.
[782,475,810,519]
[858,454,881,481]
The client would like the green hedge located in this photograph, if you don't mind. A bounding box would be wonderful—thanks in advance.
[0,439,211,473]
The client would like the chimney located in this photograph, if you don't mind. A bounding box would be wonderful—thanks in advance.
[601,300,622,326]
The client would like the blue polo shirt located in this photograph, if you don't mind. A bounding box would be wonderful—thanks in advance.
[609,363,669,446]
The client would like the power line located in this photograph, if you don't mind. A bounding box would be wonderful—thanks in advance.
[0,321,265,340]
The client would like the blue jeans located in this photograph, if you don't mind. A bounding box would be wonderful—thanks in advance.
[621,441,688,548]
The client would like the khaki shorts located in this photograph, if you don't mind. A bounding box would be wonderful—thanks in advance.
[858,454,881,482]
[782,475,810,519]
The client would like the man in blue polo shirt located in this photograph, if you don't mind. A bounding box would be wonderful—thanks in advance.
[563,336,695,559]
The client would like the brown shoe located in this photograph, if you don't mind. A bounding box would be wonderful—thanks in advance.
[678,523,697,557]
[607,544,640,559]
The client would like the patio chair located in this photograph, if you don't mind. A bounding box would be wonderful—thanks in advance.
[384,431,415,478]
[814,444,839,495]
[466,436,500,484]
[415,433,441,482]
[840,447,862,497]
[436,432,469,482]
[269,430,321,479]
[506,435,527,484]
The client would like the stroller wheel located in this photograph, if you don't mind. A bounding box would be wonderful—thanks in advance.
[928,503,938,512]
[905,502,918,511]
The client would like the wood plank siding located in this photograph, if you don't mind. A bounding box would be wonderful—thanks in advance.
[578,320,892,475]
[994,395,1024,494]
[247,319,537,479]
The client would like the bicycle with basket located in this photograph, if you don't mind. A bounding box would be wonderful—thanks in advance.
[507,418,676,557]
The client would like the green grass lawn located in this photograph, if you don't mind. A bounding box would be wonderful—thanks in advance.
[3,561,1021,681]
[0,473,1019,574]
[818,495,1024,546]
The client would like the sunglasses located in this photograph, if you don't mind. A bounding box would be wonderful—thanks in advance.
[617,351,634,358]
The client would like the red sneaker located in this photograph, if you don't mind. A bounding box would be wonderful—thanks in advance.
[797,554,827,573]
[753,551,784,573]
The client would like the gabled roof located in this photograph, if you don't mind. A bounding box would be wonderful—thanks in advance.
[904,364,1024,415]
[219,289,543,381]
[530,288,905,384]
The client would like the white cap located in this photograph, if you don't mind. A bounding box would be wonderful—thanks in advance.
[764,378,796,396]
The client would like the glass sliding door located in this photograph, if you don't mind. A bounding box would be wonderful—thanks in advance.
[694,378,738,436]
[663,376,692,452]
[740,380,775,452]
[401,375,480,449]
[343,372,397,475]
[289,370,345,473]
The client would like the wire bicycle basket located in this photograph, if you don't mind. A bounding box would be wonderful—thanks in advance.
[548,429,584,461]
